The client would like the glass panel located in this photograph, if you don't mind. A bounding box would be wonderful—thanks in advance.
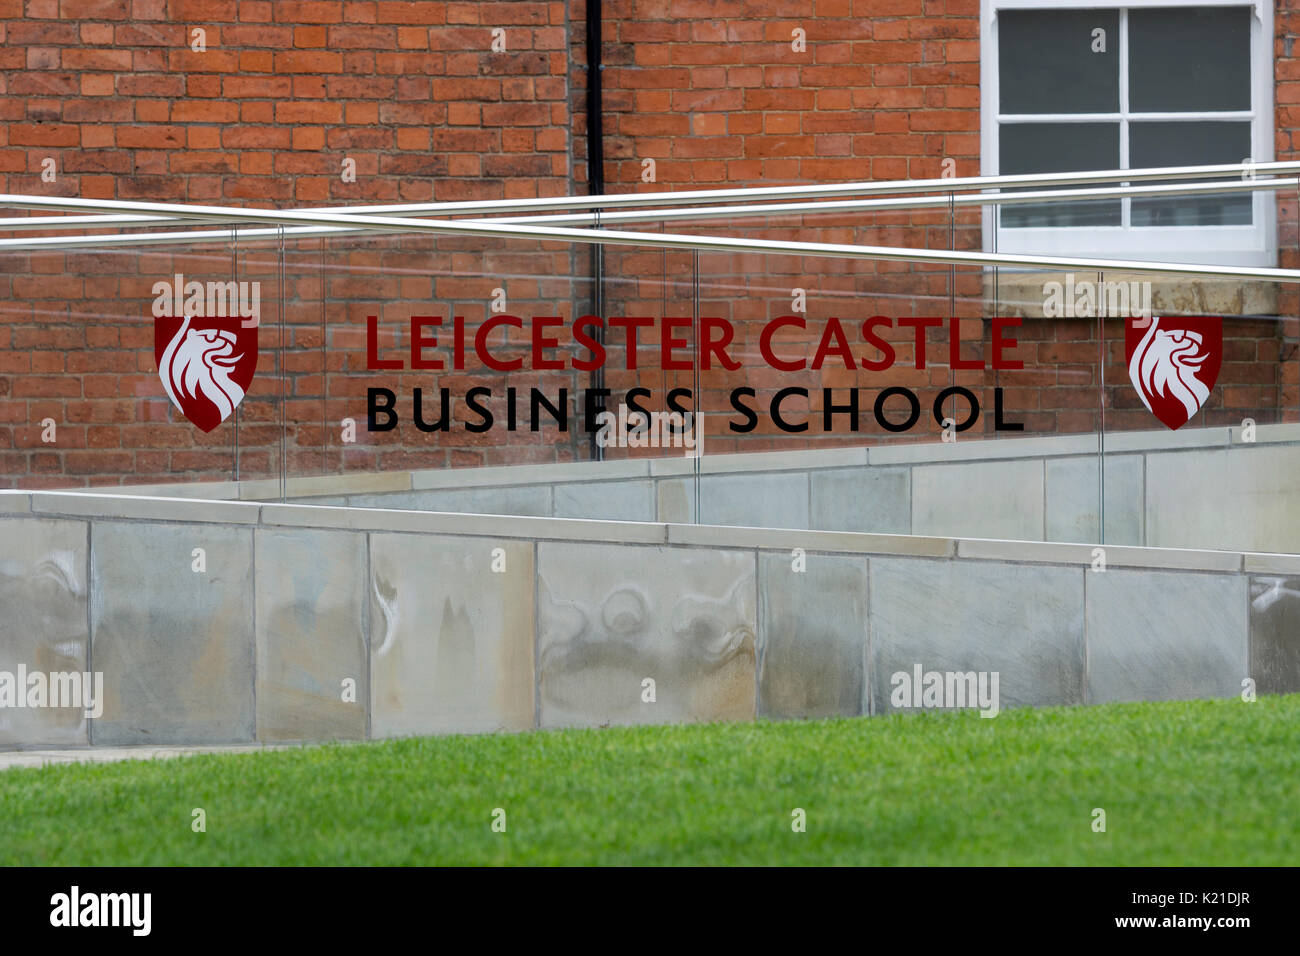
[0,237,256,490]
[1129,6,1251,113]
[999,122,1121,227]
[999,9,1119,115]
[0,184,1295,554]
[292,228,702,520]
[1101,277,1293,552]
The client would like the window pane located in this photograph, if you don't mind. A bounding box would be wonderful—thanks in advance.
[1130,121,1253,225]
[1129,7,1251,112]
[999,10,1119,114]
[1000,123,1121,227]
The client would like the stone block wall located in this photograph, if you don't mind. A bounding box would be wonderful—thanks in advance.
[2,486,1295,748]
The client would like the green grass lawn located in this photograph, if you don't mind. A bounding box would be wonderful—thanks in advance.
[3,695,1297,865]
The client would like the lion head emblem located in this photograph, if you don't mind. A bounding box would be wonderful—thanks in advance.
[155,315,256,432]
[1125,316,1222,430]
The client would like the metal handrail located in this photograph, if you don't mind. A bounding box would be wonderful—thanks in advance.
[0,190,1297,282]
[0,177,1288,241]
[0,161,1294,230]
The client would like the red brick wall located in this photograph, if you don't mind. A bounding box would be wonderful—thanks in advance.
[1,0,574,204]
[0,0,1294,488]
[593,0,979,192]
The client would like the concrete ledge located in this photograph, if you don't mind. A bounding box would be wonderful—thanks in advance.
[105,480,240,500]
[0,491,31,514]
[260,501,669,544]
[412,457,649,490]
[71,421,1291,509]
[693,446,866,475]
[17,418,1300,555]
[987,272,1280,319]
[667,522,954,557]
[1103,427,1232,453]
[283,472,412,499]
[31,491,262,525]
[957,537,1244,572]
[869,433,1099,465]
[1244,552,1300,575]
[1232,422,1300,445]
[2,491,1265,571]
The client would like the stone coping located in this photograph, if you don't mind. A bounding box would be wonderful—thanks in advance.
[25,421,1300,503]
[3,489,1293,573]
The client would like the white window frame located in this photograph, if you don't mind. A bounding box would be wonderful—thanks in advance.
[980,0,1275,266]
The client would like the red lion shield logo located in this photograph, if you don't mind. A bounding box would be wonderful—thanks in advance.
[154,316,258,432]
[1125,316,1222,430]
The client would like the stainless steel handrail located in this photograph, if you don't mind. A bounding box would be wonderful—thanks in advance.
[0,161,1294,229]
[0,191,1297,282]
[1,177,1287,241]
[0,214,209,231]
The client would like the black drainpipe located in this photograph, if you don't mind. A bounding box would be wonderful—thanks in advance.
[586,1,605,461]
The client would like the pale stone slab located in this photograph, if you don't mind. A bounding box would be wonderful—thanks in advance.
[90,521,255,744]
[1237,422,1300,445]
[956,538,1099,567]
[1247,574,1300,695]
[1245,553,1300,575]
[757,552,868,719]
[341,491,425,511]
[352,485,552,517]
[869,433,1096,465]
[694,446,866,474]
[554,480,655,521]
[1086,570,1247,703]
[911,459,1045,541]
[1045,454,1143,546]
[112,480,238,500]
[1105,426,1230,453]
[1145,445,1300,552]
[987,272,1278,320]
[286,495,350,508]
[656,476,696,523]
[369,534,535,737]
[423,484,553,517]
[647,457,695,478]
[411,457,648,490]
[698,472,809,529]
[957,537,1240,572]
[282,471,411,499]
[0,518,90,746]
[870,558,1085,713]
[255,528,368,742]
[667,522,953,557]
[647,447,865,477]
[233,479,281,500]
[32,492,260,525]
[0,492,31,514]
[261,502,667,544]
[810,466,910,534]
[537,542,756,728]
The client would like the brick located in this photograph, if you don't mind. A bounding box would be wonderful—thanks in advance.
[7,123,78,146]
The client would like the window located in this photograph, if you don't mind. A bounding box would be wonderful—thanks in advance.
[980,1,1275,265]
